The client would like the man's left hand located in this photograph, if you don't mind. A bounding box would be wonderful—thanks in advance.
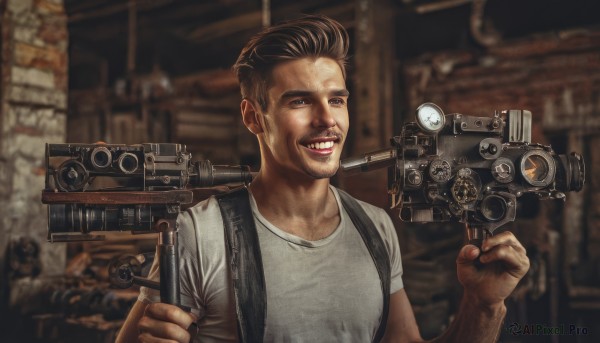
[456,231,530,308]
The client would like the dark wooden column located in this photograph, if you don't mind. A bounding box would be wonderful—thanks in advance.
[352,0,395,153]
[341,0,396,209]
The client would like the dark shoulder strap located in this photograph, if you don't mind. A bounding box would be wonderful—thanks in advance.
[337,189,391,343]
[216,187,265,343]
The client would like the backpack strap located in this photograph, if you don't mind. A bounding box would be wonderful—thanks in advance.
[337,189,391,343]
[216,187,266,343]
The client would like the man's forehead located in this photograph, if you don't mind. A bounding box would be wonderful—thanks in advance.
[267,57,347,95]
[272,56,343,75]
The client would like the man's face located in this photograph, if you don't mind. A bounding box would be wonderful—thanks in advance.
[256,57,349,180]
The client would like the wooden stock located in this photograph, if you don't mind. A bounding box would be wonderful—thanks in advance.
[41,190,193,205]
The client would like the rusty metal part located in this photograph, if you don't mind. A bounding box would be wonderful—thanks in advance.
[470,0,501,47]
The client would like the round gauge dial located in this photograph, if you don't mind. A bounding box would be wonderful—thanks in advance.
[429,159,452,183]
[519,150,556,187]
[416,102,445,133]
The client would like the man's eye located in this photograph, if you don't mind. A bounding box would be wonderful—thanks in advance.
[329,98,346,106]
[290,99,308,106]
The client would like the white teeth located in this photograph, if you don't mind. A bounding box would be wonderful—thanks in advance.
[307,141,334,149]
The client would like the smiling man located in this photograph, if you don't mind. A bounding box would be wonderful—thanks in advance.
[116,15,529,343]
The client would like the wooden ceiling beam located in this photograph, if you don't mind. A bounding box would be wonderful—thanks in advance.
[185,1,356,43]
[67,0,114,15]
[69,1,130,24]
[68,0,253,25]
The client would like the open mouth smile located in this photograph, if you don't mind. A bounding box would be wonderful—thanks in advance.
[306,141,334,149]
[301,138,340,156]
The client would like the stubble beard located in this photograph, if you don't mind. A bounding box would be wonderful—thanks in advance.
[303,155,339,179]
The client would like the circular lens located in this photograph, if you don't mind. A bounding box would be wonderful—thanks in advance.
[523,155,548,181]
[117,153,139,174]
[480,195,507,222]
[91,147,112,169]
[520,150,556,187]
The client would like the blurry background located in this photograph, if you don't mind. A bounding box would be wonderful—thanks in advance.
[1,0,599,342]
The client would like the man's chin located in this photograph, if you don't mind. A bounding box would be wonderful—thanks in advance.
[298,157,340,179]
[305,166,338,179]
[308,172,335,179]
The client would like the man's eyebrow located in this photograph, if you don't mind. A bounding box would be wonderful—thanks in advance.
[280,90,313,100]
[331,89,350,97]
[279,89,350,100]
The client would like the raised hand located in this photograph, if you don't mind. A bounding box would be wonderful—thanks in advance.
[457,231,530,307]
[138,303,197,343]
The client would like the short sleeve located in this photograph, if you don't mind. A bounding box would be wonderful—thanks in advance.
[137,209,204,319]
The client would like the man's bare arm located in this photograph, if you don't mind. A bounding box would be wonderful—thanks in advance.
[383,289,506,343]
[384,231,529,343]
[382,289,423,343]
[437,231,529,342]
[431,295,506,343]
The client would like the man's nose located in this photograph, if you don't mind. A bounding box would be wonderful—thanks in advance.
[312,101,337,128]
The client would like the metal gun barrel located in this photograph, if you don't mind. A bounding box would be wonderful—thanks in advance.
[339,148,397,174]
[192,161,253,187]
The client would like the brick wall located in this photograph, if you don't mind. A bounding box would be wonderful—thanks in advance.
[0,0,67,284]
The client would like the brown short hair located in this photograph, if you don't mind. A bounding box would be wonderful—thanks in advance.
[233,15,349,111]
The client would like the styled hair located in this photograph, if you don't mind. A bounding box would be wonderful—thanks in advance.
[233,14,349,111]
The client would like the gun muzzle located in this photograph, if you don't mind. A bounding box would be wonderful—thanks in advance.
[339,149,397,175]
[192,161,253,187]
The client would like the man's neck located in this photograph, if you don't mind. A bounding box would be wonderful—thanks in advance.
[249,170,340,240]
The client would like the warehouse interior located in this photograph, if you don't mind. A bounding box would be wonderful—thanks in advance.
[1,0,599,341]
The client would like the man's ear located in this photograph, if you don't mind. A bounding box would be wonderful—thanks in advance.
[241,99,264,135]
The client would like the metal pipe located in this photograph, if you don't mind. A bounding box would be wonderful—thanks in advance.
[158,229,180,305]
[128,0,137,74]
[262,0,271,27]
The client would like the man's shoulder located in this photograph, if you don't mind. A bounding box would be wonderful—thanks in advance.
[180,195,225,229]
[332,186,392,227]
[187,194,221,213]
[333,186,401,266]
[180,187,253,229]
[177,195,229,258]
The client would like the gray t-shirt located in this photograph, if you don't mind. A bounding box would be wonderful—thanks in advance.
[139,186,404,342]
